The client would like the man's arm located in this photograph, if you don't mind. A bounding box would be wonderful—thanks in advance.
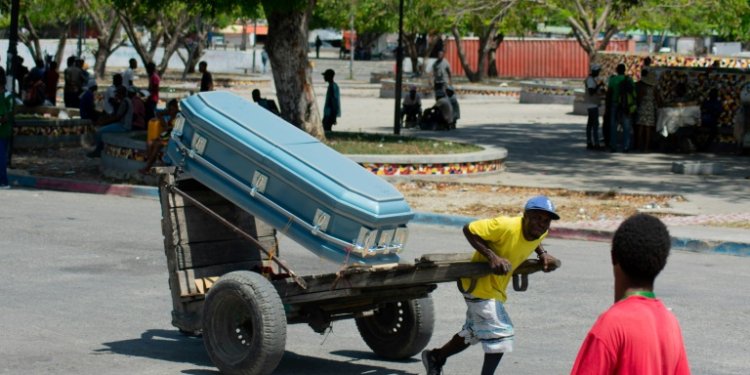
[462,224,511,275]
[98,99,127,125]
[534,244,559,272]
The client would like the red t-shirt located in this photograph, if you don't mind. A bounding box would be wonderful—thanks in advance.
[148,73,160,103]
[571,296,690,375]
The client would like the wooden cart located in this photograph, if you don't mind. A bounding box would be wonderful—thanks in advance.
[157,170,555,375]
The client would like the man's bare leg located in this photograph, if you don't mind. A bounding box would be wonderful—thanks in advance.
[432,334,470,364]
[481,352,504,375]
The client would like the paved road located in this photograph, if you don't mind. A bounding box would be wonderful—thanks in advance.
[1,189,748,374]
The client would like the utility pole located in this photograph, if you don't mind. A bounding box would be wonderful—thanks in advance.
[252,19,257,73]
[349,11,355,80]
[6,0,19,169]
[77,17,84,58]
[7,0,19,94]
[393,0,404,135]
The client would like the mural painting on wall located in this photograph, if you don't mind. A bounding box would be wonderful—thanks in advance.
[594,52,750,81]
[594,52,750,144]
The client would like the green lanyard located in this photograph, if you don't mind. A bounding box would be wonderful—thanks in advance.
[625,290,656,299]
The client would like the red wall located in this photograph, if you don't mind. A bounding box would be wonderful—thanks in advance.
[444,38,635,79]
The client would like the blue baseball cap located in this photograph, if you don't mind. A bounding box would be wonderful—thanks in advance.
[524,195,560,220]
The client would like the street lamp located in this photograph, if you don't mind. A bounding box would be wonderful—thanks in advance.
[393,0,404,135]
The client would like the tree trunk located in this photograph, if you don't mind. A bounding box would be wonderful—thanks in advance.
[119,11,159,67]
[420,33,440,77]
[53,27,69,68]
[180,17,208,79]
[264,0,324,140]
[402,33,420,74]
[88,5,124,78]
[188,17,208,74]
[450,26,480,82]
[94,50,108,78]
[240,19,248,51]
[487,34,503,78]
[20,14,43,62]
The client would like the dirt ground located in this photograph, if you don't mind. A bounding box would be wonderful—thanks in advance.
[393,180,684,222]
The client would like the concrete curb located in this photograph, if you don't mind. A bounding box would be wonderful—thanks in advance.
[8,173,159,199]
[412,212,750,257]
[8,172,749,257]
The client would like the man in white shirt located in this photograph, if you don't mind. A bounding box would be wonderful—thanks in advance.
[122,58,137,89]
[584,64,604,150]
[431,50,452,99]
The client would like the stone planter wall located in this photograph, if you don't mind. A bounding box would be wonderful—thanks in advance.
[101,131,156,184]
[519,82,577,105]
[12,118,93,149]
[379,79,521,99]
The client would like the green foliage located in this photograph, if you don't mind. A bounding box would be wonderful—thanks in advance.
[631,0,750,40]
[325,131,482,155]
[313,0,394,34]
[0,0,80,29]
[402,0,453,35]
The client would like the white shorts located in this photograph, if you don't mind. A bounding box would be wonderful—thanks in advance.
[458,294,515,353]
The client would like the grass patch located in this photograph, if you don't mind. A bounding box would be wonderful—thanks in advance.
[324,132,483,155]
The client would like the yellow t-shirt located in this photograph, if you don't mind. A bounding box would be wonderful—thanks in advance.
[460,216,546,302]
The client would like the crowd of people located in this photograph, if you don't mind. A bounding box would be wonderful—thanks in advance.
[584,58,724,153]
[399,49,460,131]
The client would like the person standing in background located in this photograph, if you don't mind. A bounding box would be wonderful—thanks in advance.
[122,58,138,89]
[261,47,269,74]
[63,56,84,108]
[199,61,214,92]
[315,36,323,59]
[44,61,59,106]
[584,64,605,150]
[145,62,160,122]
[0,78,13,189]
[322,69,340,132]
[635,68,658,152]
[431,50,452,99]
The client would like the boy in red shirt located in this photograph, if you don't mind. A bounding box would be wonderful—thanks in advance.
[571,214,690,374]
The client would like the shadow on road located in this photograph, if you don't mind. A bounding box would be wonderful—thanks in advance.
[97,329,417,374]
[97,329,212,367]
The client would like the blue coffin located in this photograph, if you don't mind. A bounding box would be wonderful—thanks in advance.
[166,92,413,265]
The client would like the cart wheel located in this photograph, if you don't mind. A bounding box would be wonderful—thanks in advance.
[355,297,434,359]
[202,271,286,375]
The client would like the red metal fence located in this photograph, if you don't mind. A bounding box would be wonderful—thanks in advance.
[443,38,635,79]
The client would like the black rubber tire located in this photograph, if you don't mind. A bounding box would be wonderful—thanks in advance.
[202,271,286,375]
[355,297,435,359]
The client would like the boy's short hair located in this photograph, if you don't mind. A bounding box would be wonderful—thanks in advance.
[612,214,671,283]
